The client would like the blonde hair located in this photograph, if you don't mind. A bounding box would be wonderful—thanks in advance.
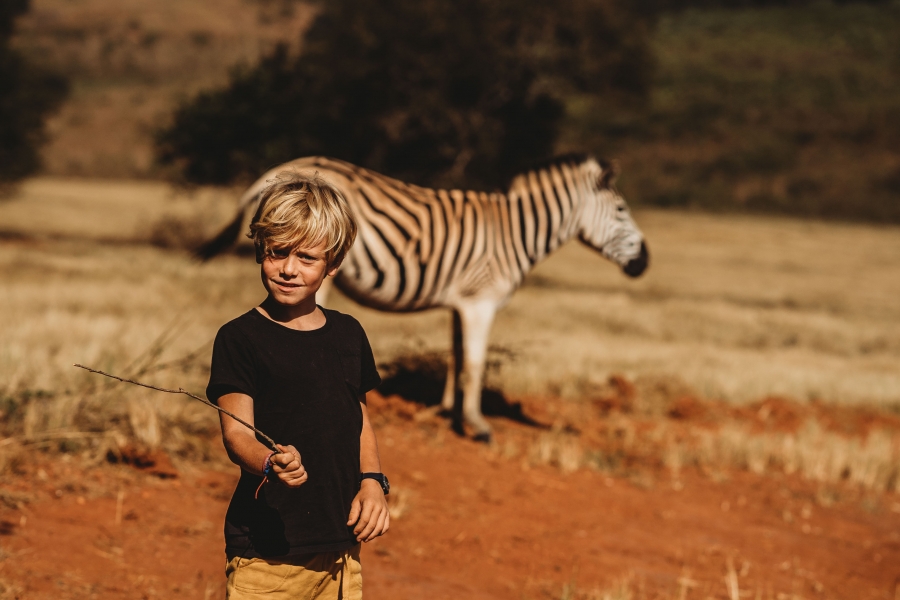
[248,171,357,267]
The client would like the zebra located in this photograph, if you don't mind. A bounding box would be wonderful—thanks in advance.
[199,155,649,442]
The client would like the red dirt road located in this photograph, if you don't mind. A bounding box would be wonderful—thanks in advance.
[1,400,899,600]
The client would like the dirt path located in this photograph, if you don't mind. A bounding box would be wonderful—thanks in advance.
[1,413,898,600]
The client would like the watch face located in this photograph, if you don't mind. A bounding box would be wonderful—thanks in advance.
[382,475,390,495]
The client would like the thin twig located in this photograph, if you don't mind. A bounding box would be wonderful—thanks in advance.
[73,363,278,451]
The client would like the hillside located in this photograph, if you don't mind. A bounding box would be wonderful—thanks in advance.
[11,1,900,222]
[11,0,313,177]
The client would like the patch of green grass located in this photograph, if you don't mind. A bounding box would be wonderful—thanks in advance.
[562,2,900,222]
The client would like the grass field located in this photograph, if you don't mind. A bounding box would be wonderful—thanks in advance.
[2,178,899,457]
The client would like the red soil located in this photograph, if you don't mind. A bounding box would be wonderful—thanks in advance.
[1,393,899,600]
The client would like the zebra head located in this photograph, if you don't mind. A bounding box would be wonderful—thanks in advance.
[575,158,648,278]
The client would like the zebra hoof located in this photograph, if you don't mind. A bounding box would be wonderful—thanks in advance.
[472,432,492,444]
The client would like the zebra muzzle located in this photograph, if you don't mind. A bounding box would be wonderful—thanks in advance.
[622,241,649,278]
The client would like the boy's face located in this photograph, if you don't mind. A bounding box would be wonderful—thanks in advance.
[260,240,339,308]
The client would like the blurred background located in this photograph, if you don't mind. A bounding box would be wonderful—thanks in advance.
[6,0,900,219]
[1,1,900,599]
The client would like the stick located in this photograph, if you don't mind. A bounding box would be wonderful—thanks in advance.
[73,363,278,452]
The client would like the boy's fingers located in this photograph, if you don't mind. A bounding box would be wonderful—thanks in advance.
[355,502,376,538]
[281,467,306,481]
[273,445,301,464]
[365,510,388,542]
[273,453,303,472]
[278,463,307,484]
[353,502,372,538]
[347,499,361,526]
[283,476,307,488]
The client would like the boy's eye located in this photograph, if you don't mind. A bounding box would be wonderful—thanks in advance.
[271,248,291,258]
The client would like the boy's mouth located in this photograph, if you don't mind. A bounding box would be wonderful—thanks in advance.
[273,280,300,289]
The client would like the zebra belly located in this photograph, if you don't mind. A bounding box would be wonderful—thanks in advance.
[333,272,436,313]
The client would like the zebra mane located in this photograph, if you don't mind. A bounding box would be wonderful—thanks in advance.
[517,153,591,175]
[512,153,617,187]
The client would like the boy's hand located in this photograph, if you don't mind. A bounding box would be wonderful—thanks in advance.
[271,444,308,487]
[347,479,390,542]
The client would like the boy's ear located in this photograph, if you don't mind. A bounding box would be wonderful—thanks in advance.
[326,257,343,277]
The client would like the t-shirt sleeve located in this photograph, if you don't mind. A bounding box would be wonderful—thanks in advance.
[359,326,381,394]
[206,324,258,404]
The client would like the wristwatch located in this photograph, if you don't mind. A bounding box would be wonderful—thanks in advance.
[360,472,390,495]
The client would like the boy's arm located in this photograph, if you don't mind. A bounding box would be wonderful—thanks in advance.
[218,392,307,487]
[347,394,390,542]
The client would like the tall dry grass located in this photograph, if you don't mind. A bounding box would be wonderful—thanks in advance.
[0,179,256,469]
[519,417,900,494]
[1,179,899,486]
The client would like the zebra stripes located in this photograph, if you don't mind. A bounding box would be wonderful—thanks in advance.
[200,154,648,441]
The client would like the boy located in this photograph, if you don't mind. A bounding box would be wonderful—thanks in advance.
[206,172,389,599]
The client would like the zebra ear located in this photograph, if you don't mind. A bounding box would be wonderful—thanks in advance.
[597,160,621,189]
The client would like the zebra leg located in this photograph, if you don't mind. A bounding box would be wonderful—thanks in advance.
[440,309,462,413]
[457,300,498,443]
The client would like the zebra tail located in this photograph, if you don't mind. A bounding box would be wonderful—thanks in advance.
[194,209,246,261]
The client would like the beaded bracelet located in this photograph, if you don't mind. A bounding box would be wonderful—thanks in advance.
[262,451,275,476]
[255,452,276,500]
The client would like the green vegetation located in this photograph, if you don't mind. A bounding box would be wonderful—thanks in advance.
[155,0,654,189]
[10,1,899,222]
[563,3,900,221]
[156,1,900,221]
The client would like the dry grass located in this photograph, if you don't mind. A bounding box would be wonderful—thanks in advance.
[510,410,900,494]
[0,180,256,468]
[1,178,899,486]
[674,422,900,493]
[554,569,750,600]
[559,575,635,600]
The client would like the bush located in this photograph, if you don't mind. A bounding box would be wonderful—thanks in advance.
[155,0,655,189]
[593,2,900,223]
[0,0,68,187]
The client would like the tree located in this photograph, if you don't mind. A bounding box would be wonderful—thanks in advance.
[156,0,655,189]
[0,0,68,186]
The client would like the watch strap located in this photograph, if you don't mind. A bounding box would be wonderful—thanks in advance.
[360,472,389,495]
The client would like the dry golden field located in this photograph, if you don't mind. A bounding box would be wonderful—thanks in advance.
[2,176,899,475]
[3,177,900,414]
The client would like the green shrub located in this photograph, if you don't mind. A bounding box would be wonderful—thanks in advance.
[155,0,655,189]
[573,2,900,223]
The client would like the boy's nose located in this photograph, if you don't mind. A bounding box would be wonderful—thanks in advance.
[281,255,301,277]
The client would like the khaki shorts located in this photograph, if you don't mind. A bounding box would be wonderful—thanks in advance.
[225,545,362,600]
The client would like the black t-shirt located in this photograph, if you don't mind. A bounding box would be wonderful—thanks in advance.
[206,307,381,559]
